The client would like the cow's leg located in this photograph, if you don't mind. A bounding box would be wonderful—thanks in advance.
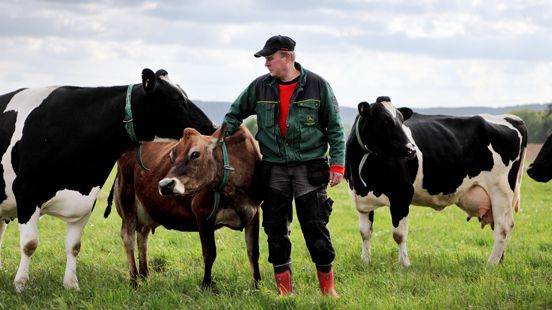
[393,216,411,267]
[120,212,139,286]
[14,207,40,293]
[63,213,91,290]
[0,220,7,269]
[137,226,151,279]
[114,176,140,287]
[488,193,515,265]
[197,222,216,289]
[192,191,217,289]
[358,211,374,263]
[244,209,260,285]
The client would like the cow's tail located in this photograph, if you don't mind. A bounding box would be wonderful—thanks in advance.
[512,146,526,213]
[104,178,116,218]
[511,117,528,213]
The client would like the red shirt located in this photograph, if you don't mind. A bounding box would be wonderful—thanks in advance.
[278,80,297,137]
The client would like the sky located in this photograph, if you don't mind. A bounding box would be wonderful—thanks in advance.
[0,0,551,109]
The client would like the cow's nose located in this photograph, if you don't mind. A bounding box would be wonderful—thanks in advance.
[159,178,176,196]
[405,143,417,158]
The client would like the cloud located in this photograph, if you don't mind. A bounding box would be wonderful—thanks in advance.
[0,0,550,108]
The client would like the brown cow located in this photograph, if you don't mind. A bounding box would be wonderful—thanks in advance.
[107,124,262,288]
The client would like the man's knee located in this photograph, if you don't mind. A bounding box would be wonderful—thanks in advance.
[262,188,292,227]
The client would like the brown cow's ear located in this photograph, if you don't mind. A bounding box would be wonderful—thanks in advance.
[184,127,199,138]
[213,125,226,142]
[219,123,228,135]
[208,136,219,152]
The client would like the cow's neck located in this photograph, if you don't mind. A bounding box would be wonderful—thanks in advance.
[122,84,149,171]
[354,115,377,156]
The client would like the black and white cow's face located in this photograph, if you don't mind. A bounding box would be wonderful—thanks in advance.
[357,96,416,158]
[527,134,552,182]
[134,69,216,141]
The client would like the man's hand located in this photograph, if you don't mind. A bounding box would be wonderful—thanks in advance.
[329,171,343,187]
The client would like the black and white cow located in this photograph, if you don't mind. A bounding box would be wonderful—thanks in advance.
[345,96,527,266]
[527,134,552,182]
[0,68,215,292]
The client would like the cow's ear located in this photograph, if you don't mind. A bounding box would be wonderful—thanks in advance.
[398,107,413,121]
[155,69,168,78]
[184,127,199,138]
[213,123,226,142]
[142,68,157,94]
[219,123,228,139]
[358,101,371,116]
[376,96,391,103]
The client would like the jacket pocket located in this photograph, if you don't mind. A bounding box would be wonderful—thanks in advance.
[256,101,276,128]
[297,100,320,127]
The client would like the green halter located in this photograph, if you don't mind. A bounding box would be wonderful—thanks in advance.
[207,139,234,221]
[124,84,150,171]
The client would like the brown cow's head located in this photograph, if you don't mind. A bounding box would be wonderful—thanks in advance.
[158,127,222,196]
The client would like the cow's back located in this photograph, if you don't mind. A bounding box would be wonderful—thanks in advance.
[406,113,526,206]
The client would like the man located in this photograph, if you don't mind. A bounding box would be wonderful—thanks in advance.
[223,35,345,297]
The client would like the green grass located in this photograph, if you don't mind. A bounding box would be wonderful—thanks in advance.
[1,167,552,309]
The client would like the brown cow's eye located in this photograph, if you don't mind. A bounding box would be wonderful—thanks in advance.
[190,151,200,160]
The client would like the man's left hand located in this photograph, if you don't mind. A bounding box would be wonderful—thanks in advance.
[329,171,343,187]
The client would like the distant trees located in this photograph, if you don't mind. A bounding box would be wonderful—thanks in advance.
[240,104,552,144]
[510,103,552,143]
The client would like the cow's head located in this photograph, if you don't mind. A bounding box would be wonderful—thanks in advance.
[132,68,216,141]
[527,134,552,182]
[356,96,416,158]
[158,126,224,197]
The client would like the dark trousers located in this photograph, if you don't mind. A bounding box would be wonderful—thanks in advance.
[261,163,335,271]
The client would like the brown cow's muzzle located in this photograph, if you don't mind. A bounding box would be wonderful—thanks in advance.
[158,177,185,196]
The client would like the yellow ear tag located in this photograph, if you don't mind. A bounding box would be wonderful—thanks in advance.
[145,79,149,88]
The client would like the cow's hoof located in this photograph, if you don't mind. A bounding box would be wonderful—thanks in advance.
[63,279,80,291]
[130,278,139,288]
[201,282,219,294]
[14,279,28,293]
[400,261,411,268]
[399,257,411,267]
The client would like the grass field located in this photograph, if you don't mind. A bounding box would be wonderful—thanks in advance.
[1,165,551,309]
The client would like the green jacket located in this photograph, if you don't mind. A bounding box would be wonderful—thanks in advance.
[224,63,345,166]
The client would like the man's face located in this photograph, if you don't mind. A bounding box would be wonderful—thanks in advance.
[264,52,288,79]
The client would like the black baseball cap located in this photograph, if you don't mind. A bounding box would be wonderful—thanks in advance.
[254,35,296,58]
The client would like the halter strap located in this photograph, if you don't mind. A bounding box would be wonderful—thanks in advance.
[207,139,234,221]
[124,84,150,171]
[353,115,376,187]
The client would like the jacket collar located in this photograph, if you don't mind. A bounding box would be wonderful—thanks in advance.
[264,62,307,87]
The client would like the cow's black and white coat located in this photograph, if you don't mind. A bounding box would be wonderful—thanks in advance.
[0,69,215,292]
[345,97,527,266]
[527,133,552,182]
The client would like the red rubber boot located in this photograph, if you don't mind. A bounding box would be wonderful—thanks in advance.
[317,269,339,298]
[274,270,293,296]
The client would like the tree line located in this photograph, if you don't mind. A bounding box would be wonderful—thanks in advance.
[511,105,552,144]
[243,104,552,144]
